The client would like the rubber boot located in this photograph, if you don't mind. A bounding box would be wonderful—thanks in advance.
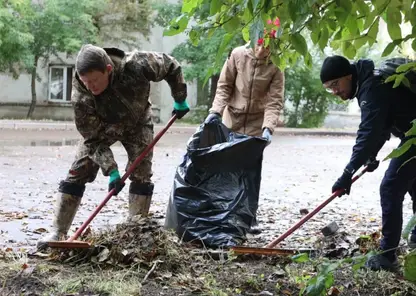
[36,193,81,250]
[129,193,152,218]
[365,253,400,272]
[247,218,263,235]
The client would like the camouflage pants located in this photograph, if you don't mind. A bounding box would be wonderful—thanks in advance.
[65,124,154,185]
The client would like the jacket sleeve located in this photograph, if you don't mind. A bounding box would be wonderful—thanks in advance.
[209,50,238,115]
[131,51,187,103]
[72,89,118,176]
[262,69,285,133]
[370,130,391,159]
[345,86,391,174]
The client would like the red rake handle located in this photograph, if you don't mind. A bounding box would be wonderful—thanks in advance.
[265,166,368,249]
[68,114,178,242]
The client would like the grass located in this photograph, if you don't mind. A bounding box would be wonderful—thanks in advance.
[43,269,142,296]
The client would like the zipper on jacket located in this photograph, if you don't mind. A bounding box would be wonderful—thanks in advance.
[244,60,257,134]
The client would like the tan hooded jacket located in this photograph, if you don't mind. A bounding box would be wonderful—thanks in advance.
[210,45,284,136]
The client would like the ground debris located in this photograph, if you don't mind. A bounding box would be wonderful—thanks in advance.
[51,217,197,272]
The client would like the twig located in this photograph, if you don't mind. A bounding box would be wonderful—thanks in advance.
[141,260,159,284]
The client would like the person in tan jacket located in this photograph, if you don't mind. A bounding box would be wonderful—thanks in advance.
[204,35,285,234]
[205,39,285,143]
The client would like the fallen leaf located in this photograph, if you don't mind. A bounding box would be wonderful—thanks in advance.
[33,228,47,234]
[30,252,50,258]
[328,286,341,295]
[23,266,35,275]
[98,248,110,262]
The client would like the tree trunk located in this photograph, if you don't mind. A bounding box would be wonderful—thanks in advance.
[209,74,220,107]
[196,80,210,106]
[26,56,39,119]
[294,97,300,128]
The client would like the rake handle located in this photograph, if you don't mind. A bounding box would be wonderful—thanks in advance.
[265,166,368,249]
[68,114,178,242]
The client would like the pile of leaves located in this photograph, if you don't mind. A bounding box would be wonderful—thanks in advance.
[50,217,197,273]
[3,220,416,295]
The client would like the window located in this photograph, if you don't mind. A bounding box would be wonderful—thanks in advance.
[48,65,73,102]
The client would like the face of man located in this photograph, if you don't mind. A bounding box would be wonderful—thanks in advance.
[254,44,271,59]
[79,64,112,95]
[323,74,353,100]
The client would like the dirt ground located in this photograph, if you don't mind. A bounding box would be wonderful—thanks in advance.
[0,128,411,250]
[1,127,416,295]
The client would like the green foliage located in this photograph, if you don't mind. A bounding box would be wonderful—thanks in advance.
[154,1,243,83]
[284,54,337,128]
[171,29,243,82]
[0,0,152,118]
[291,253,309,263]
[152,1,183,28]
[163,0,416,89]
[0,0,103,75]
[0,1,34,77]
[0,0,152,76]
[291,252,376,296]
[95,0,153,48]
[384,136,416,161]
[405,250,416,282]
[29,0,103,63]
[403,214,416,241]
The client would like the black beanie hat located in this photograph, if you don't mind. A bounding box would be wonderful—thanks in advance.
[320,55,352,83]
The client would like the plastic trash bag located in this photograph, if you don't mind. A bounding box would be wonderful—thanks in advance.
[164,120,268,248]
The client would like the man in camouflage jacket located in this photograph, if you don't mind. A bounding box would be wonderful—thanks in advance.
[37,44,189,249]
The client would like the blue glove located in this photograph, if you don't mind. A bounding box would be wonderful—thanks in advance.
[172,101,190,119]
[332,169,353,196]
[262,128,272,145]
[108,169,125,196]
[204,112,221,124]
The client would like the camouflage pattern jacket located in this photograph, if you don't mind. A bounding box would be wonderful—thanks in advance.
[72,47,187,176]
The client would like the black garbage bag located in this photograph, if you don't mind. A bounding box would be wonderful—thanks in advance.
[164,120,268,248]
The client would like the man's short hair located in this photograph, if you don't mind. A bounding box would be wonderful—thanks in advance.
[320,55,352,83]
[75,44,112,75]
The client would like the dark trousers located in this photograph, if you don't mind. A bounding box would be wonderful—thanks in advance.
[380,140,416,255]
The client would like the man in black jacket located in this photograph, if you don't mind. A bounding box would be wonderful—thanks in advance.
[320,55,416,272]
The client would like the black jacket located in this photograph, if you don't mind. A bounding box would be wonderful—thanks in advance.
[345,59,416,173]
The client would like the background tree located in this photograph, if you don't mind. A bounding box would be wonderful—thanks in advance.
[0,0,153,119]
[25,0,104,118]
[93,0,152,48]
[164,0,416,84]
[1,0,103,118]
[0,1,34,78]
[284,59,338,128]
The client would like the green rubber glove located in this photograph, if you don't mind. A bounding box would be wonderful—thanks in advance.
[172,100,190,119]
[108,169,125,195]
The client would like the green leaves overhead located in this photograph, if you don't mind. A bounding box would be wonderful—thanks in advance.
[291,33,308,56]
[386,7,402,40]
[162,0,416,83]
[164,14,189,36]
